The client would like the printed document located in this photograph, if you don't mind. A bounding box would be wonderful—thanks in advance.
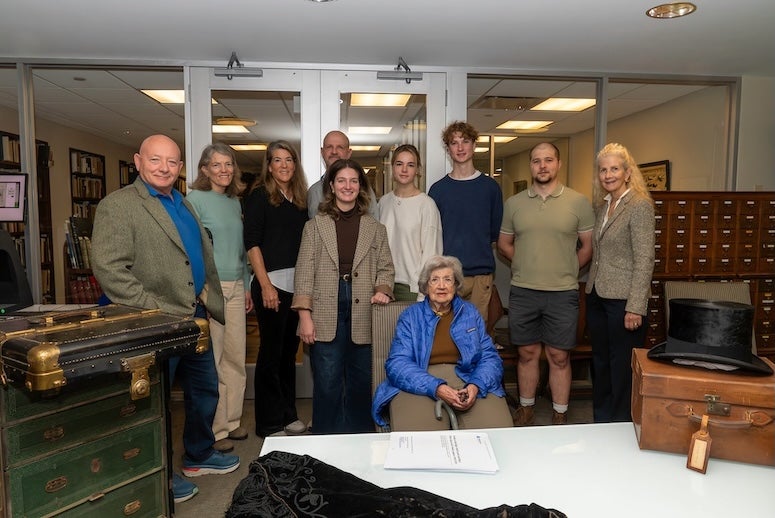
[383,431,498,473]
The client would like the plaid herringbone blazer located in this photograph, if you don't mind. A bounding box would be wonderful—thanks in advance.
[292,213,394,344]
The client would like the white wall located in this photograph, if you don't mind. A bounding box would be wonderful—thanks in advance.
[736,75,775,191]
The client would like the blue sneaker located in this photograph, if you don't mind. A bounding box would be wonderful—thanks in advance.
[172,473,198,503]
[182,450,240,477]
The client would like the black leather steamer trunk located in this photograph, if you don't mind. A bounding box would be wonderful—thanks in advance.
[0,304,209,517]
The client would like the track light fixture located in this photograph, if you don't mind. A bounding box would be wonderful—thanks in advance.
[213,52,263,80]
[377,56,423,84]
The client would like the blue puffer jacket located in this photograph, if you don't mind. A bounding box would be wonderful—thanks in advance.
[371,295,505,426]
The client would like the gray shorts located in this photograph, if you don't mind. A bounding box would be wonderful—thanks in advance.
[508,286,579,350]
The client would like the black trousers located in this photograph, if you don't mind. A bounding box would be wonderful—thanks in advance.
[586,287,648,423]
[252,281,300,436]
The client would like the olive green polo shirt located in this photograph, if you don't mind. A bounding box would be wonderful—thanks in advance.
[500,184,594,291]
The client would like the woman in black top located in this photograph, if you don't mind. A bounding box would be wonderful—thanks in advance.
[243,140,309,437]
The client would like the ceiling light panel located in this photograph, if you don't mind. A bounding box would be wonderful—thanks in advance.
[477,136,517,144]
[142,89,217,104]
[212,125,250,133]
[350,93,411,107]
[230,144,267,151]
[496,120,553,131]
[531,98,596,112]
[351,145,381,151]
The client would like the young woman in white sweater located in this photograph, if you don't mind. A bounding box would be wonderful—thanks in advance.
[378,144,443,301]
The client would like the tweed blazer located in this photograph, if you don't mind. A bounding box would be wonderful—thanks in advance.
[91,178,225,323]
[585,191,655,316]
[292,213,394,344]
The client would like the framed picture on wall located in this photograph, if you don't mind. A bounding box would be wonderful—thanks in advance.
[639,160,670,191]
[513,180,528,194]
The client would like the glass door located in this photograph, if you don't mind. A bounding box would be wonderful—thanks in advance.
[321,70,446,195]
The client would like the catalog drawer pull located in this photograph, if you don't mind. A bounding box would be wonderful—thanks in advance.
[119,403,138,418]
[123,447,141,460]
[43,425,65,441]
[45,476,67,493]
[123,499,142,515]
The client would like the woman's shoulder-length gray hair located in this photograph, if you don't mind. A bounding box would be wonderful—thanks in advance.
[417,255,465,295]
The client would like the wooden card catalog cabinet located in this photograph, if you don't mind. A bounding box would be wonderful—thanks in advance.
[646,192,775,362]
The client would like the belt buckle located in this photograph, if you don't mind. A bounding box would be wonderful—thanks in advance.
[341,273,351,282]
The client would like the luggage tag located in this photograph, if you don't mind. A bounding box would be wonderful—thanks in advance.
[687,414,712,474]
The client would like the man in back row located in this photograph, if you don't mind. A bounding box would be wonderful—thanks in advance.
[498,142,594,426]
[307,130,378,218]
[428,121,503,322]
[91,134,239,504]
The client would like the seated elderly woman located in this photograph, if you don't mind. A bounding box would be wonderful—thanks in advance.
[371,255,513,431]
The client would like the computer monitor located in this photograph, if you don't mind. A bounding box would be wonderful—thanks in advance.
[0,173,27,223]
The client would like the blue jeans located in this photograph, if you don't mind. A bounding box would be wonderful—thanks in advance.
[168,304,218,460]
[310,279,373,434]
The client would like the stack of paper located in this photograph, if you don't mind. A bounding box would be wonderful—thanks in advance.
[383,431,499,474]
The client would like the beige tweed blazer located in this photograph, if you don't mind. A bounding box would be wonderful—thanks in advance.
[585,191,655,316]
[292,213,394,344]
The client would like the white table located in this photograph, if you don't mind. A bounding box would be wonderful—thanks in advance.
[261,423,775,517]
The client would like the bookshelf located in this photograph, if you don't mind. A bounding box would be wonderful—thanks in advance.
[0,130,55,303]
[119,159,138,187]
[69,147,105,222]
[63,216,102,304]
[175,174,187,194]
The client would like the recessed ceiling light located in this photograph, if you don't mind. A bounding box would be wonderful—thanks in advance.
[475,147,490,153]
[351,145,381,151]
[496,120,553,131]
[646,2,697,19]
[531,98,596,112]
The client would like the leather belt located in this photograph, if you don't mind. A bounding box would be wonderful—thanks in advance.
[340,273,352,282]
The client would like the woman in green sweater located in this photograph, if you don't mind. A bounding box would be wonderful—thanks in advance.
[187,143,253,452]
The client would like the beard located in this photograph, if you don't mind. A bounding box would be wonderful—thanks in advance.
[533,173,554,184]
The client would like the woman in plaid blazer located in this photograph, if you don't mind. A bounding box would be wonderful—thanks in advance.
[293,159,394,434]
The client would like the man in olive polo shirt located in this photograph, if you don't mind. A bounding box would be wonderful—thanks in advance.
[497,142,594,426]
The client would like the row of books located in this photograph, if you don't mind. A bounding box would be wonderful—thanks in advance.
[70,151,105,177]
[72,201,98,220]
[119,162,139,186]
[71,176,104,199]
[64,216,93,269]
[1,135,20,163]
[68,275,103,304]
[1,233,54,265]
[1,221,25,234]
[41,268,53,301]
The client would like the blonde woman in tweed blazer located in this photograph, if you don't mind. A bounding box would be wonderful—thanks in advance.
[293,159,394,434]
[585,143,655,423]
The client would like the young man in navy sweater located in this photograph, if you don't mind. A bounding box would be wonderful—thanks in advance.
[429,121,503,321]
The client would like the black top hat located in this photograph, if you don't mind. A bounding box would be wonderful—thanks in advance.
[648,298,773,375]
